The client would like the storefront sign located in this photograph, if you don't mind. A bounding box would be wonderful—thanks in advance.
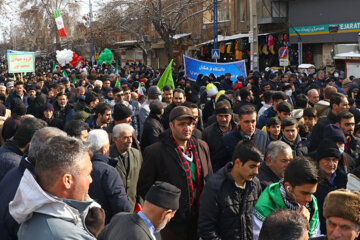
[290,21,360,36]
[183,55,246,82]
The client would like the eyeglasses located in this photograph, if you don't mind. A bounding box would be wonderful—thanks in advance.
[116,94,124,97]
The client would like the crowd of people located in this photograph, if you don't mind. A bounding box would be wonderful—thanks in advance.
[0,56,359,240]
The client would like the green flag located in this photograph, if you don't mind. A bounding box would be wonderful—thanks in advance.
[115,79,120,87]
[73,75,76,85]
[157,59,174,91]
[63,70,68,78]
[114,61,119,75]
[52,63,56,72]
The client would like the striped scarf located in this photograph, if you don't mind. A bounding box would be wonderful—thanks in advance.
[171,134,204,218]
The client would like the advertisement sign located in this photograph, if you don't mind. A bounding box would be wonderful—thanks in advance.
[7,50,36,73]
[183,55,246,82]
[290,21,360,36]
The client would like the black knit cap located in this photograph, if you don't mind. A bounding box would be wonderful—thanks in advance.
[323,124,346,144]
[113,103,132,121]
[316,139,341,162]
[145,181,181,210]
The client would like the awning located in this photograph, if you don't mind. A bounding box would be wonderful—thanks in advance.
[196,33,270,46]
[113,40,138,46]
[334,44,360,60]
[173,33,192,40]
[334,51,360,60]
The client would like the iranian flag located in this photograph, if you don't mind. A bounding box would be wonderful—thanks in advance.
[75,59,82,71]
[53,10,67,38]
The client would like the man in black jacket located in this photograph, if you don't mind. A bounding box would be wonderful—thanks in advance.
[212,104,269,171]
[137,106,212,240]
[141,100,164,151]
[198,140,263,240]
[203,100,235,160]
[309,93,350,152]
[161,89,186,129]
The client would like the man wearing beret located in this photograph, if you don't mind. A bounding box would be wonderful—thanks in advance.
[311,190,360,240]
[138,106,212,240]
[99,181,180,240]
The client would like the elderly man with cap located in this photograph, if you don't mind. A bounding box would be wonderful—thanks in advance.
[141,100,164,151]
[138,106,212,240]
[139,85,162,138]
[99,181,181,240]
[311,190,360,240]
[313,139,347,234]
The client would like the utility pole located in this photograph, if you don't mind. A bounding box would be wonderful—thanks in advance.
[249,0,258,71]
[89,0,95,66]
[213,0,218,63]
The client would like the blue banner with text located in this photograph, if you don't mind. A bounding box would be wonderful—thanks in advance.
[183,55,247,82]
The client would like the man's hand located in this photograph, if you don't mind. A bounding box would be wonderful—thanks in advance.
[297,205,310,222]
[85,207,105,237]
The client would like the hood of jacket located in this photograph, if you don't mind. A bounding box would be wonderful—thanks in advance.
[315,99,330,107]
[9,169,99,224]
[74,100,92,113]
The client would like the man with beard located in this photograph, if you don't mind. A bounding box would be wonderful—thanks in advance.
[86,103,112,130]
[336,111,360,164]
[99,181,180,240]
[202,100,236,160]
[161,89,187,129]
[53,92,74,126]
[137,106,212,240]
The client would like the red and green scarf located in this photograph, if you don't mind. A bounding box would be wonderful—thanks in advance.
[171,134,204,218]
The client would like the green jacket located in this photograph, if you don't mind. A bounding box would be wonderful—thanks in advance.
[253,182,319,238]
[73,101,93,122]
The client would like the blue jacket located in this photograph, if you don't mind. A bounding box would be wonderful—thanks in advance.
[5,91,28,110]
[89,153,131,223]
[212,126,269,171]
[0,157,34,240]
[0,141,24,181]
[257,106,276,129]
[220,78,234,91]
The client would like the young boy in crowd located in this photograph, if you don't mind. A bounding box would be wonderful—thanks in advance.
[266,117,281,141]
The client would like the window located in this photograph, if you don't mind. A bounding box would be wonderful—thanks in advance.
[272,1,288,18]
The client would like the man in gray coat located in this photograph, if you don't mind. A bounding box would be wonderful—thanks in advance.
[99,181,180,240]
[110,123,142,211]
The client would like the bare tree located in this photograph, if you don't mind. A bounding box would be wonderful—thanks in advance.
[0,0,81,51]
[98,0,212,62]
